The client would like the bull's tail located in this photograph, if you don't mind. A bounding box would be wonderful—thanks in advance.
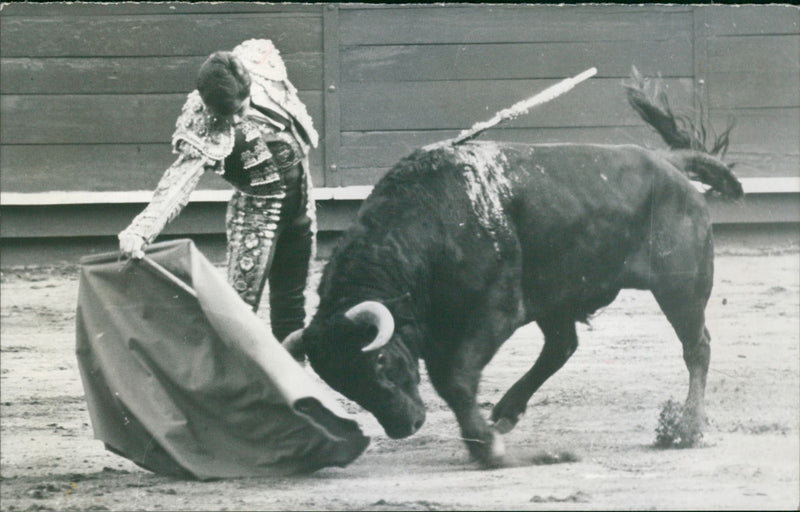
[623,66,743,200]
[661,150,744,199]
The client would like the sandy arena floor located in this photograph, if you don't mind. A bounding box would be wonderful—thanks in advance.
[1,243,798,510]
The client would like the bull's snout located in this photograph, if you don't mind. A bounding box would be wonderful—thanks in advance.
[382,409,426,439]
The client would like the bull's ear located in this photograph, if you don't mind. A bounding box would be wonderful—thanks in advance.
[281,328,306,360]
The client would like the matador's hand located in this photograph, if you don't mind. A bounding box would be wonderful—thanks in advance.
[118,231,146,259]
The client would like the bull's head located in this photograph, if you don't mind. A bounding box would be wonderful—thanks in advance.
[284,301,426,439]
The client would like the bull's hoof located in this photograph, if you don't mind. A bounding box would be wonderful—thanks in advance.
[492,417,516,435]
[490,396,525,433]
[470,432,506,469]
[677,415,705,447]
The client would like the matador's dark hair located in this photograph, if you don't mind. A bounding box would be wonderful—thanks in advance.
[196,51,252,117]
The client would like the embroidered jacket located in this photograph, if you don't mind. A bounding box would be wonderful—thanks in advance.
[121,39,318,244]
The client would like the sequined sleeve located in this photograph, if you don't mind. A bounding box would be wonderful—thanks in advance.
[120,149,208,244]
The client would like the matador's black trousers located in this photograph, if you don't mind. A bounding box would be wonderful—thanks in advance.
[225,150,313,343]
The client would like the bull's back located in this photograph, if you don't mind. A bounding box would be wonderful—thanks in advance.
[505,143,659,229]
[501,143,709,319]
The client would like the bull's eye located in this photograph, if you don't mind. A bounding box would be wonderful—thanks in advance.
[375,352,386,372]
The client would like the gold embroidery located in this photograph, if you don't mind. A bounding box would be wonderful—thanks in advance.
[123,153,207,243]
[171,91,235,163]
[233,39,319,149]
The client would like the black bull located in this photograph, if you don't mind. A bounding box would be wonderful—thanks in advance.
[286,94,742,469]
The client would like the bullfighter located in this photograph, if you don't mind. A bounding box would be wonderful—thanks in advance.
[118,39,319,347]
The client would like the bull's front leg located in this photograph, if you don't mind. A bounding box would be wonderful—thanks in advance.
[427,262,525,467]
[491,315,578,433]
[426,344,505,468]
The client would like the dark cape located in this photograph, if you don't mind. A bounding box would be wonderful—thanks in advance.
[76,239,368,479]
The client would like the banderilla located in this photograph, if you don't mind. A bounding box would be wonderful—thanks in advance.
[451,67,598,146]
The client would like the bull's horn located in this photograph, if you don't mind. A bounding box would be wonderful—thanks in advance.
[281,328,305,353]
[345,301,395,352]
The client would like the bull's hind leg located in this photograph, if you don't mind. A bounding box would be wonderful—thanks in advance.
[652,287,712,446]
[650,233,714,446]
[491,315,578,433]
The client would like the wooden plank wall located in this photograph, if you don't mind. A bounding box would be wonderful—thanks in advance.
[0,3,325,193]
[335,4,696,185]
[1,4,798,196]
[701,6,800,179]
[334,4,798,185]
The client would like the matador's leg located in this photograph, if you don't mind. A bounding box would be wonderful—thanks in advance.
[225,190,285,311]
[268,211,313,343]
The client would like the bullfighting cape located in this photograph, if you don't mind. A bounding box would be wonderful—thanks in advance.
[76,239,369,479]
